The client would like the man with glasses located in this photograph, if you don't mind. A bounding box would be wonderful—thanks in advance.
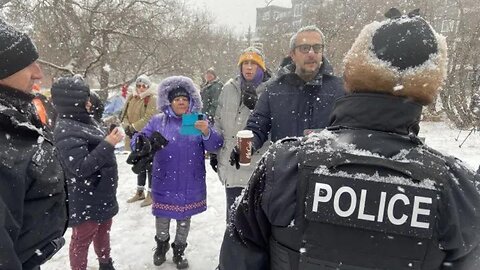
[121,74,157,207]
[230,26,345,168]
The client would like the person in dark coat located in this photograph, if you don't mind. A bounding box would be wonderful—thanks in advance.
[219,9,480,270]
[0,19,67,270]
[230,26,345,167]
[52,76,123,270]
[201,67,223,123]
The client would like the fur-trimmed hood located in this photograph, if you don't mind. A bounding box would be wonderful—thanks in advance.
[157,76,203,113]
[343,12,448,105]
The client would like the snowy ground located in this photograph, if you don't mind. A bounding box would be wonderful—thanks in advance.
[43,121,480,270]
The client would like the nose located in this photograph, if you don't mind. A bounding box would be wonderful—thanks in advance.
[31,62,44,80]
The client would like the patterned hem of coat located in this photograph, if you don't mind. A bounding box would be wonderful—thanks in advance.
[152,200,207,212]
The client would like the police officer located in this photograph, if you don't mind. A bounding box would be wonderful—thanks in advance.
[218,8,480,270]
[0,19,67,269]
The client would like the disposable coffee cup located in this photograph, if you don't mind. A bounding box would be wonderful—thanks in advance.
[237,130,254,166]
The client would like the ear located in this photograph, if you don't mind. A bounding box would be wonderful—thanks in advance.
[289,50,295,59]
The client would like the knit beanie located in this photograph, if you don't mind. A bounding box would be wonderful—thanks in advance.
[168,86,190,103]
[238,47,266,71]
[0,19,39,79]
[343,8,448,105]
[135,74,151,87]
[51,75,91,122]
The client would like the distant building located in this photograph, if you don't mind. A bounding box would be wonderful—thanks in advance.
[255,0,325,39]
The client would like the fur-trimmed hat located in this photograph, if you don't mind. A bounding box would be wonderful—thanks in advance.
[157,76,203,113]
[0,19,39,79]
[343,8,448,105]
[237,47,266,71]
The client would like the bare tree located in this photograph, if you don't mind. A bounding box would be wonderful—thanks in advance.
[5,0,244,100]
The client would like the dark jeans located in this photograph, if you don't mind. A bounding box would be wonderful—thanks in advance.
[225,187,244,223]
[137,169,152,189]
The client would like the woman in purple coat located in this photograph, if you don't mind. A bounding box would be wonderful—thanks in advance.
[133,76,223,269]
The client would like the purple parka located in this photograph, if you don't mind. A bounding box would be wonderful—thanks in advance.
[135,76,223,220]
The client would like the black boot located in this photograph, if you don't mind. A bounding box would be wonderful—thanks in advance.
[153,236,170,266]
[99,258,115,270]
[172,242,189,269]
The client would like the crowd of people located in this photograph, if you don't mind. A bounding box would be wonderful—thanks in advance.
[2,7,480,270]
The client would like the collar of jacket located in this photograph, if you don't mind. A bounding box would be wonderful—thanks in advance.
[134,88,154,99]
[278,56,335,87]
[0,84,43,136]
[328,92,423,136]
[202,77,221,89]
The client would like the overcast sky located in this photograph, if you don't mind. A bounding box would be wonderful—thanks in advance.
[186,0,292,34]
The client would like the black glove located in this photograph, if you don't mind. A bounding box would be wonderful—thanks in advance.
[242,90,258,110]
[125,125,137,138]
[131,156,153,174]
[150,131,169,151]
[229,146,240,170]
[134,134,152,155]
[126,135,151,166]
[210,153,218,172]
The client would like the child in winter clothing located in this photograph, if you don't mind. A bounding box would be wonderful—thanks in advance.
[132,76,223,269]
[52,76,123,270]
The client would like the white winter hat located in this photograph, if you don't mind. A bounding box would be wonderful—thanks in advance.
[135,74,151,87]
[343,8,448,105]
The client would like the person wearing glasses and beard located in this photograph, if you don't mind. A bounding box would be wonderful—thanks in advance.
[120,74,157,207]
[229,26,345,168]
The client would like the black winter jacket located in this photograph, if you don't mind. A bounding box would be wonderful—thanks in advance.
[219,93,480,270]
[0,86,67,269]
[52,78,118,226]
[54,117,119,226]
[245,58,345,150]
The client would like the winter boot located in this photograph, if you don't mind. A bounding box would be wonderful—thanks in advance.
[126,190,145,203]
[99,258,115,270]
[153,236,170,266]
[140,191,153,207]
[172,242,189,269]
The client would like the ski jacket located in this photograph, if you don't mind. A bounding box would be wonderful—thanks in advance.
[214,76,269,188]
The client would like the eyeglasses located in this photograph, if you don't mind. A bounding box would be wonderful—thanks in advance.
[136,84,148,89]
[295,44,324,54]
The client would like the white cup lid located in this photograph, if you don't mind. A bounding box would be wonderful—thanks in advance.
[237,130,254,138]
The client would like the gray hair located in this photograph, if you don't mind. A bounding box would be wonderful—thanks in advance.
[289,25,326,51]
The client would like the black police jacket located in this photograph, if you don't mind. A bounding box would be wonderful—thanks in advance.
[219,93,480,270]
[0,86,67,269]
